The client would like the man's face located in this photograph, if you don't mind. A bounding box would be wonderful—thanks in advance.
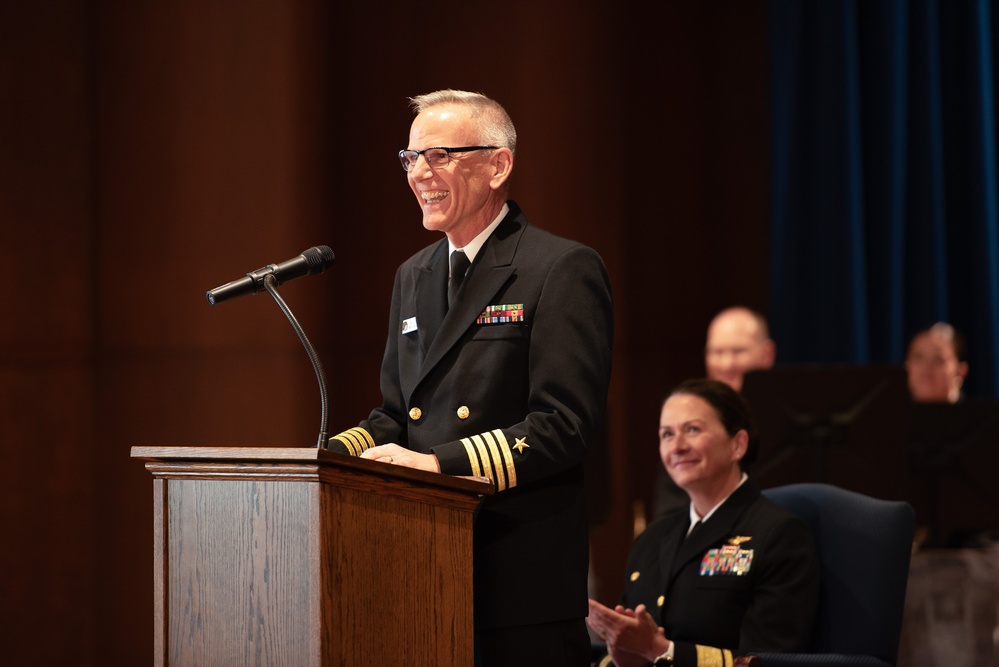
[906,331,966,403]
[704,315,773,392]
[406,105,500,242]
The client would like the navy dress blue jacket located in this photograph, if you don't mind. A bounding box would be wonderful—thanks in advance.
[330,201,614,630]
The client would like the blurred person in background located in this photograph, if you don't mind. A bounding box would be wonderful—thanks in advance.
[906,323,968,403]
[704,307,776,393]
[652,308,776,522]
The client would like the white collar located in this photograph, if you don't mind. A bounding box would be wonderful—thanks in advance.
[447,203,509,267]
[687,472,749,535]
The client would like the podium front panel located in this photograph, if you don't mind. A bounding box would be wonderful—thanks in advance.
[165,479,324,665]
[135,447,489,666]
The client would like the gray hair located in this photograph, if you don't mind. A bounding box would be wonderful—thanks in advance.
[408,89,517,155]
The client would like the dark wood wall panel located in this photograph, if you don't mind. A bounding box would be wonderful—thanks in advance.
[611,2,772,560]
[0,368,96,664]
[0,2,768,662]
[89,3,335,662]
[1,1,98,664]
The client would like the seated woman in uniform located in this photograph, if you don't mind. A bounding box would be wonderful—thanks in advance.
[588,378,819,667]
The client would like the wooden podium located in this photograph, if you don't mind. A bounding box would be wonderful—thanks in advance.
[131,446,493,666]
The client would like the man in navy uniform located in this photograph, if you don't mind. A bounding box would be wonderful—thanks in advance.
[329,89,614,667]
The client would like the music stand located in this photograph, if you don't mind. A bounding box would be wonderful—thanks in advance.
[741,366,914,502]
[906,401,999,547]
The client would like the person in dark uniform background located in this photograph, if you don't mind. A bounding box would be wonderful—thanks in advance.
[588,379,818,667]
[905,322,969,404]
[328,89,614,667]
[704,307,776,394]
[652,307,777,523]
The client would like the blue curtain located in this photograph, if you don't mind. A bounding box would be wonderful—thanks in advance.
[768,0,999,398]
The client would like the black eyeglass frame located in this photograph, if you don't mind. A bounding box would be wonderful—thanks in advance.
[398,145,499,171]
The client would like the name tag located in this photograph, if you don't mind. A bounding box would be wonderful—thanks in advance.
[401,317,418,334]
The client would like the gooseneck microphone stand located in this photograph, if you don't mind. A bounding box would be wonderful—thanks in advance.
[263,274,329,449]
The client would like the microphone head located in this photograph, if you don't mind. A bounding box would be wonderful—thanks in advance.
[302,245,336,274]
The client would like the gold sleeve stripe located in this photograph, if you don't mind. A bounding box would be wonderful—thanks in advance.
[470,434,498,489]
[353,427,375,449]
[460,430,519,491]
[460,437,482,477]
[490,429,518,489]
[597,656,613,667]
[340,430,364,456]
[332,432,359,456]
[694,645,733,667]
[480,431,508,491]
[331,427,375,457]
[479,431,507,491]
[346,430,368,456]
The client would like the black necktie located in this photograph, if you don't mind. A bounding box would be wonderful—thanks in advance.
[448,250,471,307]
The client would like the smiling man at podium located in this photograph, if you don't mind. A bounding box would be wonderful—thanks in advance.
[327,90,614,666]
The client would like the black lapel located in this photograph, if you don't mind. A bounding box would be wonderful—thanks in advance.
[415,213,523,390]
[656,515,690,604]
[667,480,760,583]
[413,242,448,357]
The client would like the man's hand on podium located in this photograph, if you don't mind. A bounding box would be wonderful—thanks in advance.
[360,444,441,473]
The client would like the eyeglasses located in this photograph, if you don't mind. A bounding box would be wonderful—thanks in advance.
[398,145,498,172]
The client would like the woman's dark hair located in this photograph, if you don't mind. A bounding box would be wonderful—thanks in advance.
[666,378,760,470]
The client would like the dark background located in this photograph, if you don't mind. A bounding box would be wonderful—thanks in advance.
[1,2,771,663]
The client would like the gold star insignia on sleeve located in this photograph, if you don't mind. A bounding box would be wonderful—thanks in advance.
[512,437,530,454]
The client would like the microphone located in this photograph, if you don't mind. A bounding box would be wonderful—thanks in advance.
[206,245,335,305]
